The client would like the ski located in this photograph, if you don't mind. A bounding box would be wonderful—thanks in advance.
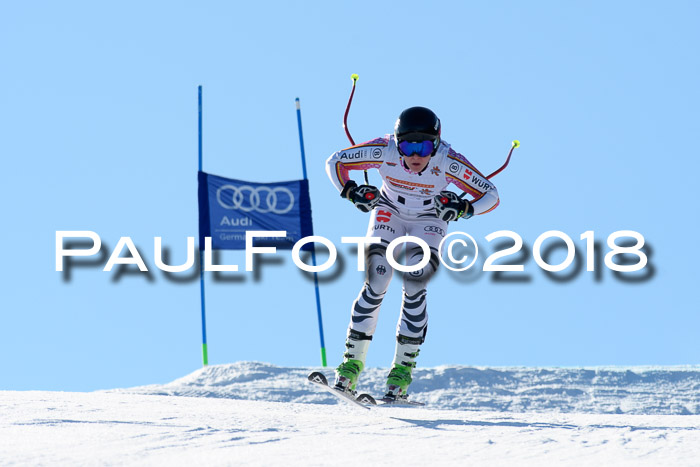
[307,372,425,408]
[307,372,373,410]
[355,393,377,405]
[377,396,426,407]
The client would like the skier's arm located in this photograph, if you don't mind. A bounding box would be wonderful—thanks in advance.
[444,150,500,215]
[325,137,389,193]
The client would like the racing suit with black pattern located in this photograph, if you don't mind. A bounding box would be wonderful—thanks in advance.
[325,134,499,342]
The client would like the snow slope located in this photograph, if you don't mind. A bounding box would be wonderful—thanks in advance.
[113,361,700,415]
[2,362,699,466]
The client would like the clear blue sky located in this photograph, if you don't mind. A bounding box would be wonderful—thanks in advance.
[1,1,698,391]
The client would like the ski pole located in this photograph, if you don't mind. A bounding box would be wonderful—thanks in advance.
[459,140,519,199]
[343,73,369,185]
[343,74,358,146]
[486,139,520,180]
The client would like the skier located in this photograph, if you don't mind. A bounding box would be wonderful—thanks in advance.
[325,106,500,401]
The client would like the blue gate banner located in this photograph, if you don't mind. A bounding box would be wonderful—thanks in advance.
[198,171,314,251]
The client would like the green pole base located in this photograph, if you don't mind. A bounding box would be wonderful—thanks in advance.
[320,347,327,367]
[202,343,209,366]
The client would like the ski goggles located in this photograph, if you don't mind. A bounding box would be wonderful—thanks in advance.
[398,140,436,158]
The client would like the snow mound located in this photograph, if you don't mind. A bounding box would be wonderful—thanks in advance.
[109,362,700,415]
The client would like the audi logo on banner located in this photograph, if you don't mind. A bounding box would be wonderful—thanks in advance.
[216,185,296,214]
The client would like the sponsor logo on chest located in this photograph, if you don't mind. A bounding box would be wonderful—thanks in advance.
[340,147,383,160]
[385,176,435,192]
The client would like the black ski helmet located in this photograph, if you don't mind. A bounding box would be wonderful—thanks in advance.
[394,106,441,156]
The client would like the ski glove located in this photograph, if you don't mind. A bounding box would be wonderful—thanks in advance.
[434,191,474,221]
[341,180,380,213]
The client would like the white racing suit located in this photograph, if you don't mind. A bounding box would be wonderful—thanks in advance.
[325,134,500,342]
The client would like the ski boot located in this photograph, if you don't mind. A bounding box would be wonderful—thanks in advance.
[384,334,422,401]
[334,329,372,395]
